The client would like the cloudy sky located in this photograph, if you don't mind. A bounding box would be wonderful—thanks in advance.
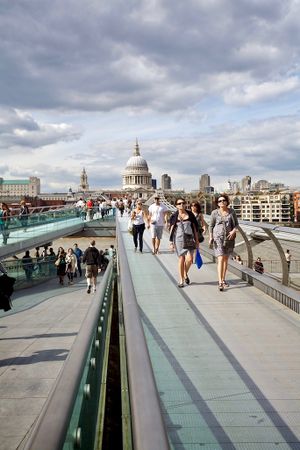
[1,0,300,192]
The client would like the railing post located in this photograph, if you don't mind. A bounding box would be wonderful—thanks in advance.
[262,228,289,286]
[237,225,253,269]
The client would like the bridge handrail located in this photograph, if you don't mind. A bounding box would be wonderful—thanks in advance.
[23,260,114,450]
[117,220,170,450]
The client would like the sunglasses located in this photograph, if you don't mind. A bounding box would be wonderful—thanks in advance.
[218,199,226,203]
[176,202,185,205]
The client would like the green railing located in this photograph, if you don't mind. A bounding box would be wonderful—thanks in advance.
[23,260,115,450]
[1,257,57,288]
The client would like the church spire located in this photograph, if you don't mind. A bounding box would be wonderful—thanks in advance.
[133,138,140,156]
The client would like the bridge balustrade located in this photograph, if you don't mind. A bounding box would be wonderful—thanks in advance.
[23,261,115,450]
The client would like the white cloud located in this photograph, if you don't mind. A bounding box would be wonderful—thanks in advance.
[224,77,300,105]
[0,0,300,192]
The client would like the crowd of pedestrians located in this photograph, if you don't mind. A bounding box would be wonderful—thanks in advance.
[1,193,296,297]
[18,241,111,290]
[75,197,135,221]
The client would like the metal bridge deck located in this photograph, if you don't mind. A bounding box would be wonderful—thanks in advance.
[1,217,300,449]
[120,217,300,449]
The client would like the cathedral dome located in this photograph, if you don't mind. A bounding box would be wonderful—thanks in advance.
[122,141,153,190]
[125,155,149,171]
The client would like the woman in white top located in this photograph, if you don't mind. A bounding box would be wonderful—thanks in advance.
[131,201,148,253]
[65,248,77,285]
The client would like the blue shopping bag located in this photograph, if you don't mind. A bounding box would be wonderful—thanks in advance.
[195,248,203,269]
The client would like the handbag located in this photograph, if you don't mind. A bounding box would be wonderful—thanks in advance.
[183,233,196,249]
[127,219,133,234]
[195,248,203,269]
[198,228,204,243]
[222,219,235,250]
[180,219,196,250]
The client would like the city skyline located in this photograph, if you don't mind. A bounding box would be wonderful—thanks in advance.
[1,1,300,193]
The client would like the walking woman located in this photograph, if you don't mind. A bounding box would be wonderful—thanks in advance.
[0,203,11,245]
[19,200,30,230]
[191,201,207,242]
[65,248,77,285]
[169,198,199,287]
[209,193,239,291]
[131,201,148,253]
[55,248,67,285]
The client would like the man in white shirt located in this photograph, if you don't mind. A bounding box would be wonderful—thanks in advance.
[285,249,292,272]
[148,196,168,254]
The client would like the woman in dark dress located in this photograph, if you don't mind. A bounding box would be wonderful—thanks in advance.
[55,248,67,285]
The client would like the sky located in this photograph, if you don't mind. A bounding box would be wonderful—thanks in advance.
[1,0,300,193]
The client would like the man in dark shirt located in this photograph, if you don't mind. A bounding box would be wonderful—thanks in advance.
[73,243,83,277]
[82,240,101,294]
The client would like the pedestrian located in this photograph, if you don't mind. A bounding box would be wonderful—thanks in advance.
[131,201,148,253]
[75,197,86,220]
[111,198,117,217]
[209,193,239,291]
[0,203,11,245]
[254,257,264,274]
[285,249,291,272]
[65,248,77,285]
[34,246,42,275]
[190,201,207,243]
[48,247,57,275]
[19,200,30,231]
[22,250,34,281]
[55,248,67,285]
[86,198,94,221]
[82,239,101,294]
[108,244,116,259]
[40,246,49,276]
[234,254,243,265]
[0,263,15,312]
[73,243,83,277]
[169,198,199,287]
[147,196,168,255]
[118,199,125,217]
[99,250,109,272]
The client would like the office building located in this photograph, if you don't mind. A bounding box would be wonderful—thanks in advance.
[161,174,171,190]
[0,177,40,197]
[199,174,210,192]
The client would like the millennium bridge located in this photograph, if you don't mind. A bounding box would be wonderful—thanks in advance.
[0,205,300,450]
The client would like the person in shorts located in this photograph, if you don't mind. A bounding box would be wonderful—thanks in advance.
[147,196,168,255]
[82,240,101,294]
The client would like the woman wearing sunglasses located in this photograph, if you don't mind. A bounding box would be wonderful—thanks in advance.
[169,198,199,287]
[209,193,239,291]
[131,201,148,253]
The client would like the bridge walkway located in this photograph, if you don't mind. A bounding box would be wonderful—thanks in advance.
[120,216,300,449]
[1,216,300,449]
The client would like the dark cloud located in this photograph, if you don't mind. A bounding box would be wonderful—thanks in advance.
[0,0,299,112]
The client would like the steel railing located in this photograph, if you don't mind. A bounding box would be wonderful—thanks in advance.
[23,260,114,450]
[116,220,170,450]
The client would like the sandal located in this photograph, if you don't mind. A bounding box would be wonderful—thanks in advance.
[218,283,224,291]
[178,282,184,288]
[185,276,190,285]
[222,280,229,287]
